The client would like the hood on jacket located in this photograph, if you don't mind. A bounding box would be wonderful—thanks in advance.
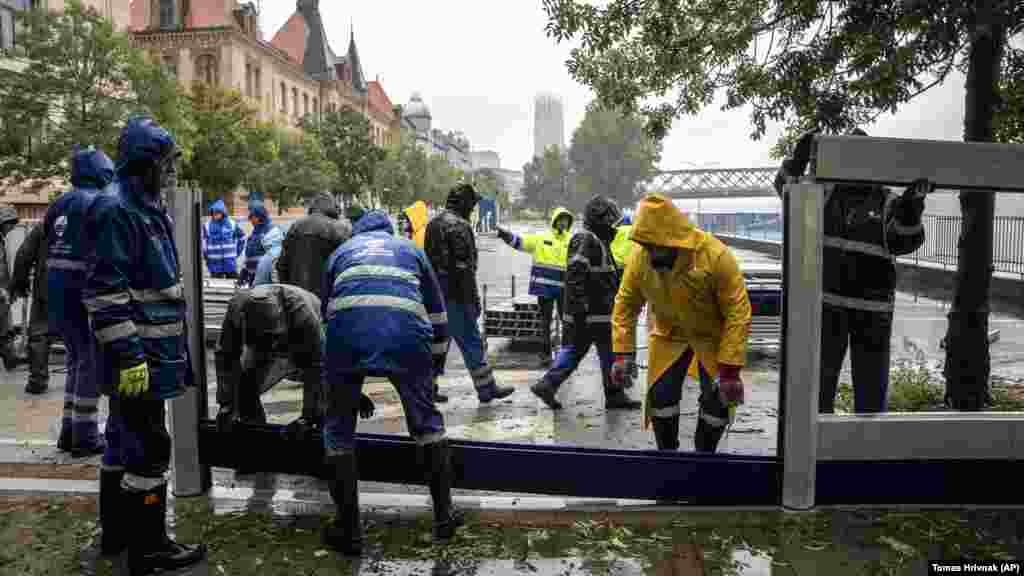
[583,196,621,243]
[116,116,177,172]
[261,225,284,257]
[630,194,703,250]
[0,205,18,228]
[403,201,428,235]
[208,199,228,217]
[249,202,271,224]
[444,183,479,219]
[308,193,340,219]
[70,147,115,190]
[549,206,573,233]
[352,210,394,236]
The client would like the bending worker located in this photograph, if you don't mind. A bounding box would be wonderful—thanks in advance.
[85,117,205,572]
[610,194,751,453]
[215,283,325,439]
[775,129,929,412]
[42,146,114,457]
[530,196,641,411]
[496,207,573,365]
[399,199,447,403]
[322,209,462,555]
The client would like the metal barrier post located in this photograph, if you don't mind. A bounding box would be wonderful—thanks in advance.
[781,182,823,510]
[168,186,207,497]
[511,275,516,299]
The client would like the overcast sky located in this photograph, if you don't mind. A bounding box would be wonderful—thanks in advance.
[258,1,966,173]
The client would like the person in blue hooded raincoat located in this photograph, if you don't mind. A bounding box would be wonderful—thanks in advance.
[202,198,245,279]
[252,225,283,286]
[41,146,114,459]
[321,209,462,555]
[240,202,276,286]
[83,117,206,571]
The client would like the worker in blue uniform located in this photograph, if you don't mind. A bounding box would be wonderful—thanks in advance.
[202,198,245,279]
[43,146,114,457]
[321,209,462,555]
[84,117,206,572]
[240,202,276,287]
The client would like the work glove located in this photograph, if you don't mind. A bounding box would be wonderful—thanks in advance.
[496,227,514,245]
[610,353,636,391]
[358,393,375,419]
[718,364,745,407]
[899,178,933,224]
[118,362,149,397]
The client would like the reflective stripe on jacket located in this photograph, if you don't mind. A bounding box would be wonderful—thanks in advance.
[323,211,449,376]
[509,206,572,299]
[84,176,189,400]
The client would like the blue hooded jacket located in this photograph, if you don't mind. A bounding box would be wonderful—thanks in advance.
[45,147,115,332]
[243,202,276,278]
[203,199,245,274]
[322,210,448,378]
[84,117,190,400]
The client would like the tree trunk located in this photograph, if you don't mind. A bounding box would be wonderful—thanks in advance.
[943,0,1007,411]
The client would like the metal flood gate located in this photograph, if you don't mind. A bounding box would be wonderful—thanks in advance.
[172,135,1024,506]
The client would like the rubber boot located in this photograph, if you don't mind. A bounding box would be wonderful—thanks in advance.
[605,389,642,410]
[651,415,680,451]
[694,415,727,453]
[99,469,125,557]
[423,439,464,541]
[323,453,362,556]
[478,383,515,404]
[24,333,49,394]
[694,389,730,453]
[124,483,206,574]
[57,423,72,452]
[529,379,562,410]
[433,378,449,404]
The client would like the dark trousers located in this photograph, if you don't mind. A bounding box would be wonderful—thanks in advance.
[537,296,562,358]
[103,395,171,485]
[56,301,102,447]
[819,304,894,413]
[542,321,613,393]
[27,298,51,387]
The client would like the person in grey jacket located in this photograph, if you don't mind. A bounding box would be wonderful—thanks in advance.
[11,221,50,394]
[276,193,352,300]
[0,205,25,372]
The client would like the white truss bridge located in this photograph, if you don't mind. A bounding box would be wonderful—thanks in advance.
[647,167,778,198]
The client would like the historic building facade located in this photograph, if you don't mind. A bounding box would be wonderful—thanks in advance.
[129,0,399,214]
[401,92,473,173]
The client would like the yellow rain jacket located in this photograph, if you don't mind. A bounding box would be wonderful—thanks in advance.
[403,200,429,249]
[612,194,752,429]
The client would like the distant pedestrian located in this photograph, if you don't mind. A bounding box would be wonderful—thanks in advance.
[11,221,52,395]
[202,198,245,279]
[0,205,25,371]
[276,193,351,299]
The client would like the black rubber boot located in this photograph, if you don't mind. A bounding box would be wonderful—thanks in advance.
[651,415,680,451]
[605,389,642,410]
[124,483,206,575]
[99,469,125,557]
[323,453,362,556]
[433,379,449,404]
[694,389,730,453]
[424,439,464,541]
[25,333,49,395]
[478,384,515,404]
[694,415,727,453]
[529,379,562,410]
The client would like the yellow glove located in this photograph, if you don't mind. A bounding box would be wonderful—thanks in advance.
[118,363,149,397]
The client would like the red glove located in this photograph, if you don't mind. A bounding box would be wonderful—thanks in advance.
[610,354,636,390]
[718,364,744,405]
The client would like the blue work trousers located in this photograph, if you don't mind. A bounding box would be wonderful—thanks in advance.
[542,321,613,392]
[322,369,445,456]
[442,299,498,394]
[102,395,171,488]
[56,305,103,448]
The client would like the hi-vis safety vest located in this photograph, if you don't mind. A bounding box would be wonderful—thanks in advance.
[513,207,573,299]
[611,225,634,270]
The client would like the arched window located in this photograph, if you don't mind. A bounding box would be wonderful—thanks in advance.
[196,54,217,84]
[291,87,298,116]
[280,82,287,113]
[313,98,319,117]
[158,0,175,29]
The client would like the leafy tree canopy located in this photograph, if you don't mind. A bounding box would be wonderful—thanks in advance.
[0,0,182,185]
[258,128,337,214]
[543,0,1024,154]
[304,108,384,201]
[570,103,661,207]
[373,137,428,209]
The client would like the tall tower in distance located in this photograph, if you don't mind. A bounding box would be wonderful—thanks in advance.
[533,92,565,159]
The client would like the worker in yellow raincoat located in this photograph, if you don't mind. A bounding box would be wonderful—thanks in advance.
[399,200,449,403]
[610,194,751,452]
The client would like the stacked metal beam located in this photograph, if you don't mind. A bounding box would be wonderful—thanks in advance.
[483,296,547,343]
[202,278,238,345]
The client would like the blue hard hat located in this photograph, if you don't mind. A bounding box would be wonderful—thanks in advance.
[116,116,178,168]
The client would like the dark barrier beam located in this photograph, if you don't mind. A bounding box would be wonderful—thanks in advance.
[816,460,1024,505]
[199,422,780,504]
